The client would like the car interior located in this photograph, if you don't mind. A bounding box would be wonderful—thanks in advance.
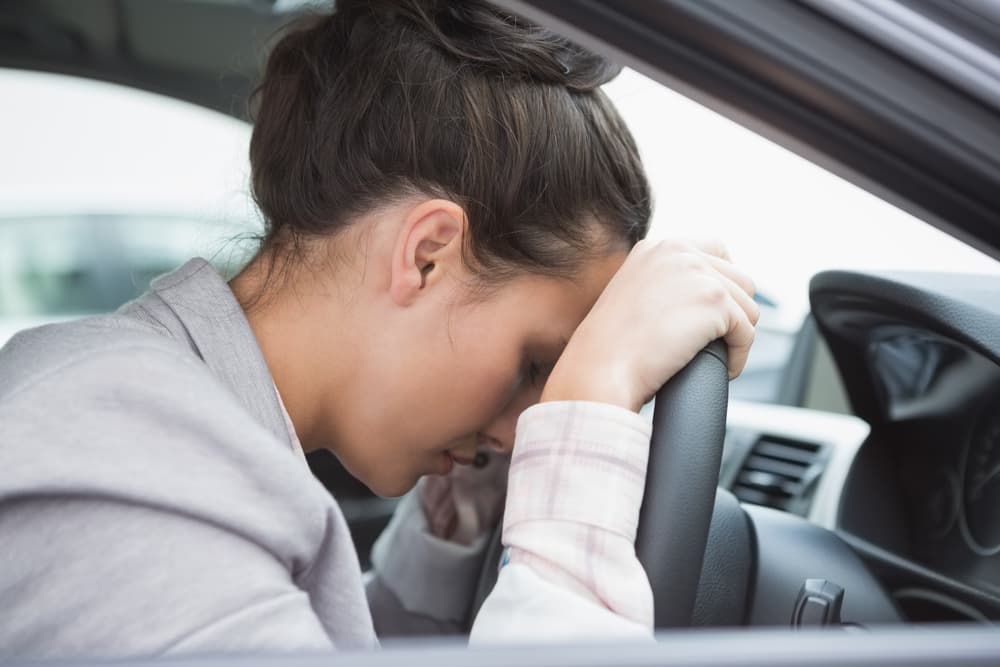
[2,0,1000,665]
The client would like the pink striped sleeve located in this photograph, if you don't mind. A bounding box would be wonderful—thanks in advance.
[500,400,654,630]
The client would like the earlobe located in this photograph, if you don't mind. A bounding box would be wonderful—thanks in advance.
[389,198,467,307]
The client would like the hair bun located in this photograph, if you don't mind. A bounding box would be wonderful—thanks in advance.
[335,0,621,91]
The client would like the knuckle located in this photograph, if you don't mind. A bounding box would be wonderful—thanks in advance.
[661,238,693,255]
[679,253,706,273]
[709,238,731,260]
[704,282,728,305]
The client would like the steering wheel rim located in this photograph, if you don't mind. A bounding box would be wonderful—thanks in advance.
[468,341,729,630]
[635,340,729,628]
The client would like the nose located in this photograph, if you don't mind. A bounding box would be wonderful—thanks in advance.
[481,382,544,455]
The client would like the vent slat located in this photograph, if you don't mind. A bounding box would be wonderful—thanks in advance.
[736,471,801,497]
[743,455,809,479]
[732,485,790,511]
[753,440,819,464]
[732,435,823,513]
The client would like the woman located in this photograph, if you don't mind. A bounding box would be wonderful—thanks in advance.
[0,0,757,658]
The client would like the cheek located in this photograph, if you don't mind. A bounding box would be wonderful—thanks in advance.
[381,342,517,452]
[442,331,524,426]
[451,357,521,423]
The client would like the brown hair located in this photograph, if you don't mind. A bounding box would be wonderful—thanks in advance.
[249,0,650,289]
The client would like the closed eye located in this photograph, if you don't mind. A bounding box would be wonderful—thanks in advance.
[527,361,555,386]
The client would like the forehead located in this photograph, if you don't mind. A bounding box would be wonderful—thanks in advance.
[500,249,627,322]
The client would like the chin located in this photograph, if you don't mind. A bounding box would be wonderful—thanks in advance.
[364,471,420,499]
[334,449,419,499]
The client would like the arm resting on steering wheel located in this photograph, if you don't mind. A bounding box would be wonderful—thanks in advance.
[368,401,654,642]
[471,401,654,643]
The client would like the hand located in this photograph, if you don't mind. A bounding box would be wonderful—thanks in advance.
[419,450,509,546]
[541,238,758,412]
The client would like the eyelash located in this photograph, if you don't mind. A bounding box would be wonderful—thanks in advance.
[527,361,552,386]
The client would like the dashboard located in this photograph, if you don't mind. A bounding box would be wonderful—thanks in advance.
[723,270,1000,624]
[810,270,1000,622]
[885,343,1000,590]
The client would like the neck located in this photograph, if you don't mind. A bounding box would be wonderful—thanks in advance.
[229,251,356,451]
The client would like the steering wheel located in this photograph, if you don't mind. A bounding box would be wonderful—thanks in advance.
[469,341,730,630]
[635,339,729,627]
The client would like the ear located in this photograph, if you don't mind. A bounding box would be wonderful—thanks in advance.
[389,198,468,307]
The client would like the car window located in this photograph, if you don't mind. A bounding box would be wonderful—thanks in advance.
[0,214,246,317]
[602,67,1000,408]
[0,68,258,345]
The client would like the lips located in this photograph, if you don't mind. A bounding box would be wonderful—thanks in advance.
[437,451,472,476]
[439,435,505,475]
[449,452,476,466]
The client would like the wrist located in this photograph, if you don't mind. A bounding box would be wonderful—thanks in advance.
[540,361,641,413]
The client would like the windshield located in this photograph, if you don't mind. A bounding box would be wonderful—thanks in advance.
[602,67,1000,404]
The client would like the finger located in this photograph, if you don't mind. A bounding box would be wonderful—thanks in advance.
[704,253,755,301]
[715,267,760,327]
[685,237,732,262]
[723,295,756,379]
[420,474,452,508]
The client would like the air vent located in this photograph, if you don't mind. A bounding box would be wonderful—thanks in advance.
[732,436,825,514]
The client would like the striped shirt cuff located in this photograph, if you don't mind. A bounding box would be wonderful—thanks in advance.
[503,400,652,542]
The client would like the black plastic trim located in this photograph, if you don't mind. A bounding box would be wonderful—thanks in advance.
[809,270,1000,424]
[743,504,902,626]
[841,532,1000,622]
[0,0,284,118]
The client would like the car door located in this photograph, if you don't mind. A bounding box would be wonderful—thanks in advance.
[3,0,1000,664]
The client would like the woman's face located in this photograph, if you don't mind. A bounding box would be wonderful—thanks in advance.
[318,202,628,497]
[373,257,624,495]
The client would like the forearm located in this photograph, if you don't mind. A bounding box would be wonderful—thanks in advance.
[470,401,654,643]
